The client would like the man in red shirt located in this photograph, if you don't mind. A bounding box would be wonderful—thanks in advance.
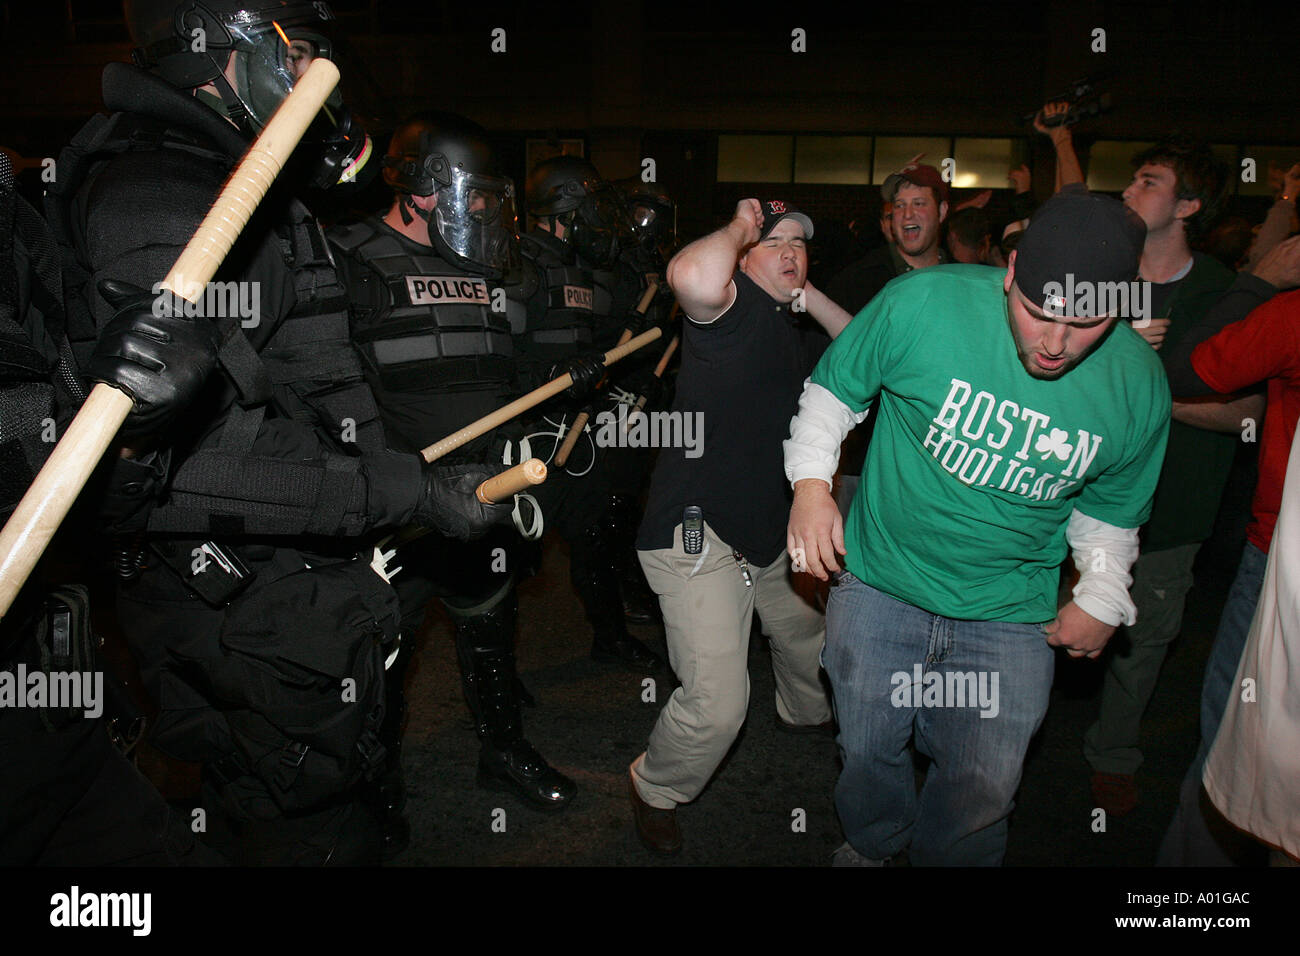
[1159,236,1300,864]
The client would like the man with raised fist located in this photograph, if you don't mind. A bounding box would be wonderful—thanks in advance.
[628,198,850,854]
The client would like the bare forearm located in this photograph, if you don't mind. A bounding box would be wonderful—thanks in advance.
[1172,393,1265,434]
[667,217,754,319]
[800,281,852,339]
[1052,132,1084,189]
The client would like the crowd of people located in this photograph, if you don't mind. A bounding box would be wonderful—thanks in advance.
[2,0,1298,867]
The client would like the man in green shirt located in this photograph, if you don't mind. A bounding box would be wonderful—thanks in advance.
[785,186,1168,865]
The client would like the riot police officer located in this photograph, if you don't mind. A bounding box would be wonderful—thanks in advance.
[0,149,221,864]
[330,113,575,813]
[604,178,681,624]
[618,178,678,271]
[45,0,509,864]
[516,155,668,672]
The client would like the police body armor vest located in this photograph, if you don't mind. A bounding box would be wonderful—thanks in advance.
[44,78,390,538]
[517,231,601,363]
[588,266,622,351]
[332,219,521,458]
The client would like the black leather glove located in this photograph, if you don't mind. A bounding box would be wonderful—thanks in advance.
[632,295,677,340]
[88,279,222,441]
[549,351,606,400]
[413,463,514,541]
[638,375,666,410]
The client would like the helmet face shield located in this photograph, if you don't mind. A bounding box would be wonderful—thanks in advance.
[584,188,628,233]
[568,183,632,266]
[223,13,372,187]
[126,2,373,187]
[631,198,677,256]
[224,14,340,127]
[631,203,658,231]
[429,168,519,277]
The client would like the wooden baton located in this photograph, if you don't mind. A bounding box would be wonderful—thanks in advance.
[653,333,680,378]
[613,279,660,348]
[553,411,590,468]
[376,457,549,556]
[629,332,681,419]
[0,59,343,619]
[475,458,547,503]
[420,326,663,463]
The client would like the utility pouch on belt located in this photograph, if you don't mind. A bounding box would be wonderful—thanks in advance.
[150,538,255,608]
[207,558,399,811]
[34,585,95,732]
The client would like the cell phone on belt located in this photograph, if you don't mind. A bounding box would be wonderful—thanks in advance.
[683,506,703,555]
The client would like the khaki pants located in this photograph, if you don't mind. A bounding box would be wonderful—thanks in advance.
[631,521,830,809]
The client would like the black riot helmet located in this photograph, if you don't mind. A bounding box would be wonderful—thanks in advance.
[124,0,373,188]
[616,178,677,262]
[525,155,630,268]
[381,112,519,279]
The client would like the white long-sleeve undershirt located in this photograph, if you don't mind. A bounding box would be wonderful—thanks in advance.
[1065,509,1140,627]
[782,380,867,488]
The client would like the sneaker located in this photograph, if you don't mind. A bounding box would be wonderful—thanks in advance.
[1090,771,1138,817]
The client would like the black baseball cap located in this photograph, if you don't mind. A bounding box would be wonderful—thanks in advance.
[1012,184,1147,317]
[758,200,814,240]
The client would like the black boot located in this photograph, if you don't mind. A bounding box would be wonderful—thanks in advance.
[365,632,412,860]
[604,494,660,624]
[570,523,669,674]
[365,741,409,861]
[453,592,576,812]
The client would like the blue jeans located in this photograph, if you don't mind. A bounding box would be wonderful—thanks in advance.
[823,571,1054,866]
[1157,542,1267,865]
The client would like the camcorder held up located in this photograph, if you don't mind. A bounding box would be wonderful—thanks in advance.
[1021,75,1113,128]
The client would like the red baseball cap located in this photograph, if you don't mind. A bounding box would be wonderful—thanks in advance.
[881,163,950,204]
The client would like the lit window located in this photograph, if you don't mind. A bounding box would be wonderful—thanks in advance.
[795,136,872,184]
[951,138,1019,189]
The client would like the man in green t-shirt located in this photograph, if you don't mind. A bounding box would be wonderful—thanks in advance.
[785,185,1169,866]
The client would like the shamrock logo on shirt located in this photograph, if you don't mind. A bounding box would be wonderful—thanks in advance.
[1036,427,1073,462]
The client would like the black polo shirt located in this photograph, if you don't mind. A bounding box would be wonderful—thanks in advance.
[636,269,823,566]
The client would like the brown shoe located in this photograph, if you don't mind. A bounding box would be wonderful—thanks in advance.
[1090,772,1138,817]
[628,772,682,854]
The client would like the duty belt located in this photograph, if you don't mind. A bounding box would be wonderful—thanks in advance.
[371,329,513,365]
